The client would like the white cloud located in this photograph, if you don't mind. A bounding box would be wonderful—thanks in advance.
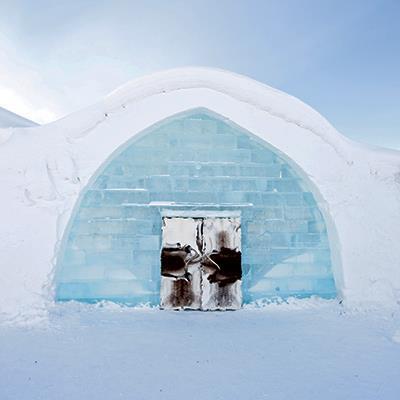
[0,32,64,123]
[0,86,57,124]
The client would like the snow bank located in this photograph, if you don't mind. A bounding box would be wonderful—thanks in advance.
[0,67,399,322]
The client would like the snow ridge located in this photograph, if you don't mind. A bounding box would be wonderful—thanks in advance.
[0,106,38,128]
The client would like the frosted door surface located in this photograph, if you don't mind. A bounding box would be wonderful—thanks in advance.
[160,217,242,310]
[201,217,242,310]
[160,218,202,309]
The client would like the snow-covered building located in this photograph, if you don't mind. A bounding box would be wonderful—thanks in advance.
[1,68,399,316]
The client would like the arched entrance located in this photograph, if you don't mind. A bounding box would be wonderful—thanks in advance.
[55,109,337,306]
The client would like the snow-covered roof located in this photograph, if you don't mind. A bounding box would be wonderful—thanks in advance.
[56,67,351,151]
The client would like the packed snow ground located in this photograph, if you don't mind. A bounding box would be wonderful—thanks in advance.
[1,299,400,400]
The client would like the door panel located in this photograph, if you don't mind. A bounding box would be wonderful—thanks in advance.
[201,217,242,310]
[160,218,202,309]
[160,216,242,310]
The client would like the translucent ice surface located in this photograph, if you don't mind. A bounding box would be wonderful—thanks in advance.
[55,110,336,304]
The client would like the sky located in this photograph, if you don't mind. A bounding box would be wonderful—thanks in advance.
[0,0,399,149]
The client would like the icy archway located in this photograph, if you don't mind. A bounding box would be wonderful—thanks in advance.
[55,109,336,305]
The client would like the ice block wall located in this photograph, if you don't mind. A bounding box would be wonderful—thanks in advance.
[55,110,336,304]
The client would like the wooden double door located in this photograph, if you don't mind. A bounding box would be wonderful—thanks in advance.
[160,217,242,310]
